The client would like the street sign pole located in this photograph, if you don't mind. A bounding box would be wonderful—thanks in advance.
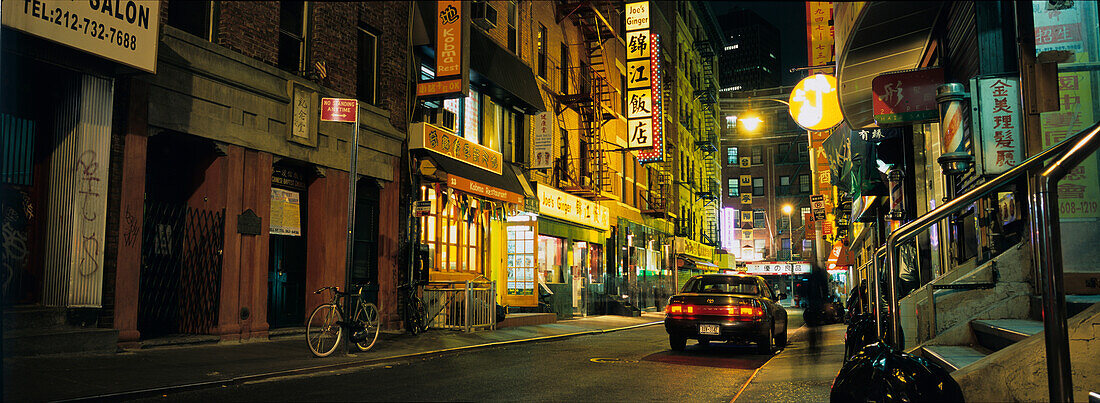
[321,97,360,355]
[343,110,359,355]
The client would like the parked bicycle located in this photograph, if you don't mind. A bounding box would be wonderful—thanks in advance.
[399,282,427,335]
[306,285,381,357]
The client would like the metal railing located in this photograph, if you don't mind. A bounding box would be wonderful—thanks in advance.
[883,119,1100,402]
[423,277,497,332]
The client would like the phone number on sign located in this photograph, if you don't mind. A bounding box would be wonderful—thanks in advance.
[1059,201,1098,215]
[27,7,140,51]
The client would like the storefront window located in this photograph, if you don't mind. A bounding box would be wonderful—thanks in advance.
[506,223,535,295]
[419,185,483,274]
[538,235,564,283]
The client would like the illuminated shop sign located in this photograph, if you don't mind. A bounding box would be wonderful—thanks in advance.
[789,74,842,131]
[417,0,469,100]
[410,122,502,175]
[624,1,663,162]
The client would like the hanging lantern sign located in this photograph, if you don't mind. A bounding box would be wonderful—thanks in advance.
[789,74,843,131]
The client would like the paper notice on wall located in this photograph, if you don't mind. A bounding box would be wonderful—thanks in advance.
[270,188,302,236]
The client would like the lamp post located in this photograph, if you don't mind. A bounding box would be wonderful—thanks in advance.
[782,204,793,307]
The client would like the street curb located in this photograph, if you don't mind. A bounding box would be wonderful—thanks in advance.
[59,320,664,402]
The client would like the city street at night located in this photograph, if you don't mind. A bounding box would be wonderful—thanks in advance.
[3,0,1099,401]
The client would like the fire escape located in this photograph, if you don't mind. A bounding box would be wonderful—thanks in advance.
[643,63,675,219]
[555,1,617,201]
[693,35,720,247]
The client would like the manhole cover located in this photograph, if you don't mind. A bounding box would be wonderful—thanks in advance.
[590,357,638,363]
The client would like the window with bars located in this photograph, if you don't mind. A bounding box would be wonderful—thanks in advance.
[799,174,811,193]
[728,178,738,197]
[727,146,738,165]
[419,186,483,274]
[753,210,766,228]
[751,146,762,165]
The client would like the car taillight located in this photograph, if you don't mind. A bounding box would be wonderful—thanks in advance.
[667,303,682,314]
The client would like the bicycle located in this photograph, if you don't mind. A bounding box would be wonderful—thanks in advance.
[399,282,427,335]
[306,285,381,357]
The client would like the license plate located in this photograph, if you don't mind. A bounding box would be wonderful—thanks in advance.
[699,324,720,335]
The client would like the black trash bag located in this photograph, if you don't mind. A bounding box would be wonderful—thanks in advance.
[844,313,905,361]
[831,342,965,402]
[844,313,880,362]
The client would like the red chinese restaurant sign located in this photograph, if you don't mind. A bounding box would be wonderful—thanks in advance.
[872,68,943,125]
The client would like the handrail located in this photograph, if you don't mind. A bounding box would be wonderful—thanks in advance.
[883,119,1100,401]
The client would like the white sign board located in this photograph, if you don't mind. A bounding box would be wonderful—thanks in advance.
[270,188,302,236]
[973,77,1023,175]
[745,262,812,276]
[413,200,432,217]
[3,0,161,73]
[531,112,553,169]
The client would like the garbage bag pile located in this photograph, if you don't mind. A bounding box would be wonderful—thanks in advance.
[831,342,965,402]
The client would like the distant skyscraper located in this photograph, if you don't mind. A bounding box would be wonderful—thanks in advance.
[717,8,781,92]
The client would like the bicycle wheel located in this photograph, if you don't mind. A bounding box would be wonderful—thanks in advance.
[354,302,381,351]
[306,304,342,357]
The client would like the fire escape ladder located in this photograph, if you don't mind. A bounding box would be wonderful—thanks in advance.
[694,36,720,247]
[554,3,617,201]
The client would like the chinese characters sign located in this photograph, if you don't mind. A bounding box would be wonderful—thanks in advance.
[418,0,468,100]
[805,2,834,75]
[536,184,610,230]
[410,122,502,175]
[531,112,553,169]
[788,74,842,131]
[974,77,1022,175]
[871,68,944,125]
[625,2,663,162]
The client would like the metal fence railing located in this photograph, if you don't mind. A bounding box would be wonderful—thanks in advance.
[423,277,496,332]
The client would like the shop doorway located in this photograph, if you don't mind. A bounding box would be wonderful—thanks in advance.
[350,179,380,306]
[140,133,225,337]
[267,164,308,328]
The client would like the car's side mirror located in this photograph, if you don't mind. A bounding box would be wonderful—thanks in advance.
[778,293,788,300]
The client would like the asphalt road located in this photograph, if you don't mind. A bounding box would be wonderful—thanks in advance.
[141,312,807,402]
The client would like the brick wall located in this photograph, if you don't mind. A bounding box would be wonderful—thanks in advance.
[217,1,279,66]
[161,1,409,131]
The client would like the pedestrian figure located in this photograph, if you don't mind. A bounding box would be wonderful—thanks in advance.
[805,264,829,358]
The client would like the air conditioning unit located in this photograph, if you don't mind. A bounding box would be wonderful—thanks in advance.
[472,1,497,30]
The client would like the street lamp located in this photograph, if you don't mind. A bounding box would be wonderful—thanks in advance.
[782,204,794,307]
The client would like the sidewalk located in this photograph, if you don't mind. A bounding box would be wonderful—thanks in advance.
[733,323,847,402]
[3,313,664,402]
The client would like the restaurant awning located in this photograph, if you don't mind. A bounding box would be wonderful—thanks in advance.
[469,29,546,114]
[427,154,530,205]
[837,1,944,129]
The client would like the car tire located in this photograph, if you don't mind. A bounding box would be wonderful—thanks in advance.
[758,322,775,354]
[775,325,787,348]
[670,333,687,351]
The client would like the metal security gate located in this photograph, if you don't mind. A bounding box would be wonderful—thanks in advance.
[138,201,224,337]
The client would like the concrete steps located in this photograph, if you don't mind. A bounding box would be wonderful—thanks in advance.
[921,318,1042,372]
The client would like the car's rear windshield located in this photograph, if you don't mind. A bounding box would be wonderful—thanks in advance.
[682,276,758,295]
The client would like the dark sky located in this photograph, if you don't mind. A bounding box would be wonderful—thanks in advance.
[710,2,808,86]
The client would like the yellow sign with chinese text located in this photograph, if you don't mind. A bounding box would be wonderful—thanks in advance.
[410,122,502,175]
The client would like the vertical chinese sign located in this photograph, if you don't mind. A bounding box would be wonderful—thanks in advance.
[1033,1,1100,219]
[625,2,664,161]
[806,2,834,74]
[974,77,1023,175]
[417,0,469,100]
[805,1,837,244]
[531,112,553,169]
